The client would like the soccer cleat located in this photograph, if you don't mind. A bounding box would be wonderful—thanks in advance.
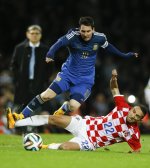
[41,144,48,149]
[6,108,15,129]
[41,143,61,150]
[53,101,68,116]
[53,109,65,116]
[13,112,25,121]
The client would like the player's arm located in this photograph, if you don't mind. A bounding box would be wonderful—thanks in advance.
[46,36,70,63]
[105,43,138,58]
[99,33,138,58]
[110,69,120,96]
[128,137,141,153]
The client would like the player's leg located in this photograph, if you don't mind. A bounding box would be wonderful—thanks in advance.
[53,99,81,115]
[7,113,72,129]
[42,115,84,150]
[68,83,92,113]
[12,88,56,120]
[42,142,80,150]
[54,83,92,115]
[42,115,94,151]
[10,72,68,121]
[59,142,80,150]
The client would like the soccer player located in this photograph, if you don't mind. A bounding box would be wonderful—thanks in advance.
[7,69,147,153]
[9,16,138,121]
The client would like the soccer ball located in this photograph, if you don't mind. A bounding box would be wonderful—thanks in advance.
[23,133,43,151]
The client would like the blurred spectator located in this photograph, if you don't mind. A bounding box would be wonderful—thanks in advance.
[10,25,54,133]
[0,70,14,134]
[91,93,109,116]
[10,25,52,112]
[140,78,150,133]
[144,78,150,111]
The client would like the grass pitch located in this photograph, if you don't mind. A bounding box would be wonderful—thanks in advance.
[0,134,150,168]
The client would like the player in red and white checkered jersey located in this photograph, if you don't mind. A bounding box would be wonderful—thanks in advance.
[84,69,147,152]
[85,96,140,151]
[7,69,148,152]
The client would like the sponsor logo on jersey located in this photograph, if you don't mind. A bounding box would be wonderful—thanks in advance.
[93,44,98,50]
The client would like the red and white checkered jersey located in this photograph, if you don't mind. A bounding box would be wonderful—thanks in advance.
[85,95,141,151]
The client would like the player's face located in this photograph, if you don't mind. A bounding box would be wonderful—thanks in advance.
[79,25,94,41]
[26,29,42,44]
[127,106,144,123]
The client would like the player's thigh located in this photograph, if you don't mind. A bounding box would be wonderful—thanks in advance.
[49,115,72,128]
[49,72,70,94]
[70,83,92,103]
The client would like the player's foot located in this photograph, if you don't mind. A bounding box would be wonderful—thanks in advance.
[13,112,25,120]
[6,108,15,129]
[53,109,65,116]
[53,101,69,115]
[41,143,61,150]
[41,144,48,149]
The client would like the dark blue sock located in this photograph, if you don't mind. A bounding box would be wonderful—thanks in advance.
[22,95,44,118]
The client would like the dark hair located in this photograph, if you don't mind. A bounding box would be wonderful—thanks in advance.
[139,104,148,117]
[79,16,95,28]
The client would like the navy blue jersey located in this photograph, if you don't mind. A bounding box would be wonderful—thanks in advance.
[47,28,134,84]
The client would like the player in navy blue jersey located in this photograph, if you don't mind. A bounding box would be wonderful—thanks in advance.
[7,16,138,122]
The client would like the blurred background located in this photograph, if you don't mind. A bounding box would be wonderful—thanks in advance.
[0,0,150,134]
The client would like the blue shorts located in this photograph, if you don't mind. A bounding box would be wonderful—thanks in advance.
[49,72,93,103]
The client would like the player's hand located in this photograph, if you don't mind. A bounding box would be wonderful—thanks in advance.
[112,69,118,79]
[128,149,140,154]
[45,57,54,63]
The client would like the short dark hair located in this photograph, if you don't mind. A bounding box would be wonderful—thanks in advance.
[139,104,148,117]
[79,16,95,28]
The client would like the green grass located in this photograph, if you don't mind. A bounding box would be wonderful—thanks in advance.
[0,134,150,168]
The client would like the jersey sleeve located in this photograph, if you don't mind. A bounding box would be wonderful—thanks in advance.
[46,35,69,59]
[46,30,76,59]
[126,135,141,151]
[113,95,130,108]
[125,129,141,151]
[99,33,109,49]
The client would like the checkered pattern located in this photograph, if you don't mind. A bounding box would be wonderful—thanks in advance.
[85,95,141,151]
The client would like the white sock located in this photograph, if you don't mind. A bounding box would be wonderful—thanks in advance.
[15,115,49,127]
[48,143,62,150]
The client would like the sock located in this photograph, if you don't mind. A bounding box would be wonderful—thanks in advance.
[22,95,44,118]
[61,102,71,113]
[48,143,62,150]
[15,115,49,127]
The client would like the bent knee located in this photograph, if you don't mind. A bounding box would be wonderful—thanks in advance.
[69,100,81,112]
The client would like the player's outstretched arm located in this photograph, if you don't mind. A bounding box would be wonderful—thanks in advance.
[110,69,120,96]
[105,43,139,58]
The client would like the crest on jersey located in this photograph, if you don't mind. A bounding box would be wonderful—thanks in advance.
[93,44,98,50]
[123,130,130,137]
[55,75,61,82]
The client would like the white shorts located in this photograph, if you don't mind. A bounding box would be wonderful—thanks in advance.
[65,115,95,151]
